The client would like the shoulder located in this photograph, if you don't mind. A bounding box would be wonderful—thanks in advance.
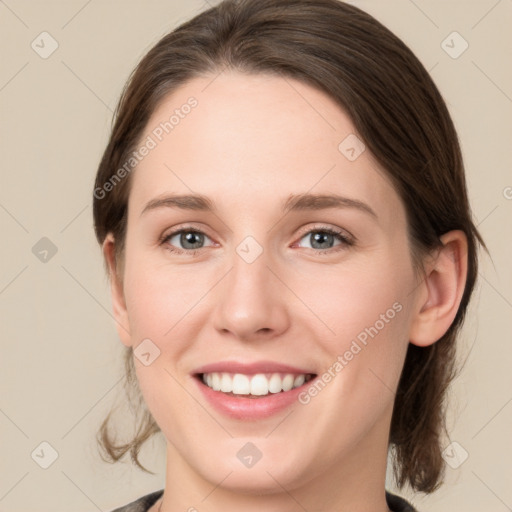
[109,489,164,512]
[386,491,418,512]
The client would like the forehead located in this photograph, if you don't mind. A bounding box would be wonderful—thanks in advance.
[129,71,402,223]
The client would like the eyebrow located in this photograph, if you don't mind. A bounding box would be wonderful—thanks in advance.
[140,192,377,219]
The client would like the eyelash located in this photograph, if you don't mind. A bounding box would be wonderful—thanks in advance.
[159,224,355,256]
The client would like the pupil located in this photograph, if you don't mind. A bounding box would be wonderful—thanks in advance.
[181,232,203,249]
[312,232,333,249]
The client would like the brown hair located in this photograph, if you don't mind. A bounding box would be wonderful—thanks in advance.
[93,0,486,493]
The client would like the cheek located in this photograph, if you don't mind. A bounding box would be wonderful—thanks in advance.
[295,249,414,343]
[132,360,198,453]
[332,272,409,353]
[292,246,415,399]
[122,250,211,339]
[291,258,415,457]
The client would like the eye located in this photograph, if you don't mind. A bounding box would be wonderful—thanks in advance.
[295,226,354,253]
[160,228,215,254]
[159,225,354,256]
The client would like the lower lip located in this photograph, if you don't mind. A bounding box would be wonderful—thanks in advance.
[194,376,314,420]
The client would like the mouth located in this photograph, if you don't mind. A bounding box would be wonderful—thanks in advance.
[192,361,318,420]
[196,372,316,398]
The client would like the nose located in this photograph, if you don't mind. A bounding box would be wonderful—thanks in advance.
[211,246,291,342]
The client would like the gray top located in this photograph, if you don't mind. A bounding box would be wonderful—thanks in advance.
[110,489,418,511]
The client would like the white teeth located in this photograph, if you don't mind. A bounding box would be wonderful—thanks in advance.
[250,374,269,396]
[202,372,310,396]
[268,374,282,393]
[282,374,294,392]
[220,373,232,393]
[293,374,305,388]
[211,373,221,391]
[232,373,250,395]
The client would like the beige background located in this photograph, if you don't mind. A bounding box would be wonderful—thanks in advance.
[1,0,511,511]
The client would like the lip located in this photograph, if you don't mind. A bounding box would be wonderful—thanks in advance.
[192,360,317,420]
[193,360,313,375]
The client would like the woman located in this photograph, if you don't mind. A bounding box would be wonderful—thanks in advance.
[92,1,486,510]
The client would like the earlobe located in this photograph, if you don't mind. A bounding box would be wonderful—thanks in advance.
[409,230,468,347]
[102,234,132,347]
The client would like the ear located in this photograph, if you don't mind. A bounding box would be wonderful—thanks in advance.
[102,233,132,347]
[409,230,468,347]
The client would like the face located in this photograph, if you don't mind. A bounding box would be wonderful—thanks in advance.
[111,72,424,494]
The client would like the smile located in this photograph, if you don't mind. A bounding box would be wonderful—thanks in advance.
[192,361,318,420]
[200,372,315,397]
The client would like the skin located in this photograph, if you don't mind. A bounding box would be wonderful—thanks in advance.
[103,71,468,512]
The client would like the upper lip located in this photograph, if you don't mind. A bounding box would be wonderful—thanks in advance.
[193,360,315,376]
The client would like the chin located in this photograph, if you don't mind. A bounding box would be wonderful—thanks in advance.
[193,443,314,495]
